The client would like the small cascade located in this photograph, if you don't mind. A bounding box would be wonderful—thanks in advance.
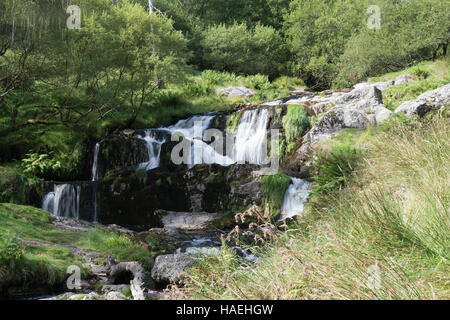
[42,192,55,214]
[42,184,81,219]
[92,142,100,182]
[138,114,233,169]
[138,129,167,170]
[279,177,311,220]
[234,108,269,164]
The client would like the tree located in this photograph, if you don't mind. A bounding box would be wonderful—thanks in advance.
[334,0,450,88]
[202,23,288,78]
[285,0,368,90]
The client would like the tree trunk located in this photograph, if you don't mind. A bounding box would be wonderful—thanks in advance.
[148,0,164,89]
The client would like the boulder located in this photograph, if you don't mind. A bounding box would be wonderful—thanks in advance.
[394,74,415,86]
[105,291,128,300]
[109,261,148,300]
[158,210,226,231]
[285,106,371,175]
[98,164,259,228]
[395,83,450,117]
[336,86,384,110]
[151,253,198,284]
[216,87,255,98]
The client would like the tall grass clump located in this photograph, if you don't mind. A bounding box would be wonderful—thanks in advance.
[282,105,310,154]
[184,114,449,300]
[261,173,292,219]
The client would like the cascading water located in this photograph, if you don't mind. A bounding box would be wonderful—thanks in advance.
[233,108,269,165]
[92,143,100,182]
[279,177,311,220]
[138,114,234,169]
[42,192,55,214]
[42,184,81,219]
[138,129,167,170]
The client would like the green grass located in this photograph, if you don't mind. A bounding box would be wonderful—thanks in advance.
[369,57,450,111]
[261,173,292,219]
[0,204,157,269]
[184,113,450,300]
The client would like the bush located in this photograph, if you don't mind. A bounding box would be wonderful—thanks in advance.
[334,0,449,88]
[21,152,62,178]
[202,23,288,78]
[0,234,24,269]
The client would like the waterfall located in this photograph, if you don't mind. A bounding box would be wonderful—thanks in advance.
[279,177,311,220]
[92,142,100,182]
[138,129,166,170]
[138,114,233,169]
[234,108,269,164]
[42,184,81,219]
[42,192,55,214]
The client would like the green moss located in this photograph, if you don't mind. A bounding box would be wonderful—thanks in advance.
[261,173,292,218]
[226,112,242,133]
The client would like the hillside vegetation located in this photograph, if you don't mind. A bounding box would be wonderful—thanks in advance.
[185,111,449,300]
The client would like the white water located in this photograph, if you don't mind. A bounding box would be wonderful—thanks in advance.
[138,114,234,169]
[138,129,166,170]
[279,177,311,220]
[42,184,81,219]
[92,143,100,182]
[42,192,55,214]
[234,108,269,164]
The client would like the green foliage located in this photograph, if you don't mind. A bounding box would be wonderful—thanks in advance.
[133,168,148,185]
[262,173,292,218]
[286,0,368,89]
[202,23,288,78]
[226,112,242,133]
[184,114,450,301]
[334,0,449,88]
[412,67,430,80]
[21,152,61,177]
[0,233,24,269]
[282,105,310,154]
[242,75,271,90]
[312,145,360,195]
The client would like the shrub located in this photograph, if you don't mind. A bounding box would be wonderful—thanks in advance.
[202,23,288,78]
[243,74,271,90]
[21,152,62,178]
[0,234,24,269]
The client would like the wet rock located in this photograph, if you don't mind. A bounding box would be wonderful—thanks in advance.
[95,135,149,180]
[395,83,450,117]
